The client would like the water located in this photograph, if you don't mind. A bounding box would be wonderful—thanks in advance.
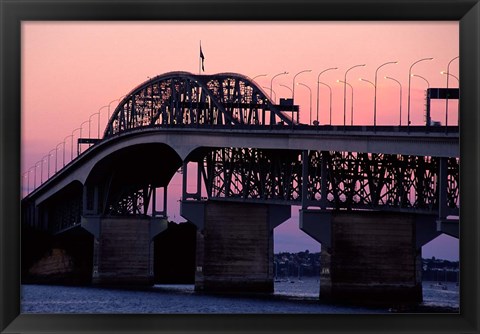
[20,278,458,314]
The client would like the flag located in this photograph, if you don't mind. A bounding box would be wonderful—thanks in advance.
[200,44,205,72]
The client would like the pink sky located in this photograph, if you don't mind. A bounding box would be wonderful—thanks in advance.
[21,21,459,259]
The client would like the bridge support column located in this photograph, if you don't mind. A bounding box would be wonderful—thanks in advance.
[81,216,167,286]
[181,200,290,293]
[300,210,423,305]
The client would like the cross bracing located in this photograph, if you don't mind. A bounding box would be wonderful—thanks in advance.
[21,72,460,235]
[201,148,459,216]
[105,72,294,137]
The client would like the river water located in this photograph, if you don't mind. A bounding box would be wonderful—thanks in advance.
[20,279,459,314]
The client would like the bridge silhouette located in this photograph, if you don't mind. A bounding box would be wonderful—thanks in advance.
[21,72,459,304]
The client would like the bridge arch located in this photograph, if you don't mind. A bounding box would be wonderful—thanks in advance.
[84,142,182,216]
[103,71,293,138]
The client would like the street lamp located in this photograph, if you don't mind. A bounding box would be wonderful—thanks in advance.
[279,84,293,95]
[411,74,430,126]
[71,127,81,160]
[297,82,312,125]
[270,71,288,103]
[63,135,72,167]
[292,70,311,123]
[108,96,123,120]
[279,84,294,124]
[411,74,430,89]
[47,149,56,178]
[337,80,354,125]
[441,71,460,128]
[34,161,42,188]
[317,68,337,125]
[407,57,433,130]
[385,76,403,126]
[22,171,28,194]
[252,74,267,81]
[441,71,459,83]
[28,166,36,192]
[79,120,89,155]
[55,142,63,173]
[89,112,97,139]
[318,82,333,125]
[359,78,375,125]
[40,154,48,184]
[444,56,459,129]
[88,106,109,144]
[26,168,34,194]
[343,64,365,128]
[374,61,397,128]
[263,86,276,102]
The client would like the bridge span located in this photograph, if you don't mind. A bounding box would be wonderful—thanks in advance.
[22,72,460,306]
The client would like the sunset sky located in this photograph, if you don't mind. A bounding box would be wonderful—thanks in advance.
[21,21,460,259]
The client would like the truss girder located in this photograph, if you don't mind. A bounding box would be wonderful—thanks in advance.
[48,195,82,233]
[103,185,152,216]
[203,148,460,215]
[104,72,292,137]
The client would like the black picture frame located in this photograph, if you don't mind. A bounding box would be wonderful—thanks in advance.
[1,0,478,333]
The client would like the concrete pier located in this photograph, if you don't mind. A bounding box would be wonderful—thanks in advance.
[181,200,290,293]
[82,216,167,286]
[301,210,424,305]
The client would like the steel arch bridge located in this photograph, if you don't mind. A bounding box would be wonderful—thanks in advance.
[104,71,295,138]
[22,72,460,235]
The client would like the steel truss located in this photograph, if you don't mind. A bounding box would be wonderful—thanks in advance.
[106,185,152,216]
[46,195,82,233]
[105,72,293,137]
[33,149,458,234]
[201,148,459,215]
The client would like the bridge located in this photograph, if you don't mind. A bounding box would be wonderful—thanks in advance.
[21,71,459,304]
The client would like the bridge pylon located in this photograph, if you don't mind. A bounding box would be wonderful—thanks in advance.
[181,200,290,293]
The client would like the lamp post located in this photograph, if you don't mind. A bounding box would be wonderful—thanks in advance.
[108,96,123,120]
[55,142,63,173]
[297,82,312,125]
[279,84,293,96]
[79,120,89,155]
[21,172,27,197]
[407,58,433,130]
[359,78,375,125]
[47,149,56,178]
[40,154,48,184]
[441,71,459,83]
[33,164,37,189]
[270,71,288,103]
[252,74,267,81]
[411,74,430,89]
[411,74,430,126]
[337,80,354,125]
[92,105,108,139]
[444,56,459,129]
[343,64,365,129]
[263,86,276,102]
[280,84,294,125]
[316,68,337,125]
[29,166,36,192]
[26,168,34,194]
[292,70,311,123]
[385,76,403,126]
[374,61,397,129]
[89,112,97,139]
[21,171,26,196]
[71,127,81,160]
[34,161,42,188]
[318,82,333,125]
[63,135,73,167]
